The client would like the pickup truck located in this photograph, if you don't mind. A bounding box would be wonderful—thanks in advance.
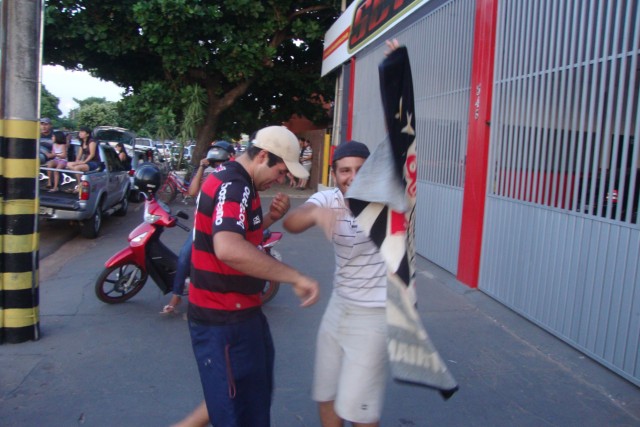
[38,142,131,238]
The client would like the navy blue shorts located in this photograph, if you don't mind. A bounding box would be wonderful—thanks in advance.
[189,311,274,427]
[86,161,102,171]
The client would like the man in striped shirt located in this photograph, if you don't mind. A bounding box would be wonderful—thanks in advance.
[188,125,319,427]
[284,141,387,427]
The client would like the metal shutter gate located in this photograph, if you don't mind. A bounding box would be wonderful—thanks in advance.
[481,0,640,385]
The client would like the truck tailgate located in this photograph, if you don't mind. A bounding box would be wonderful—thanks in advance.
[39,191,81,212]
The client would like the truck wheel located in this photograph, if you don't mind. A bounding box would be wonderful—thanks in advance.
[95,263,148,304]
[128,189,143,203]
[81,203,103,238]
[114,190,129,216]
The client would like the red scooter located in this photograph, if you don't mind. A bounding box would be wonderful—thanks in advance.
[94,193,282,304]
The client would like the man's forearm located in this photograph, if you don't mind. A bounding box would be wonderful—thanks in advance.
[188,165,206,196]
[214,232,303,283]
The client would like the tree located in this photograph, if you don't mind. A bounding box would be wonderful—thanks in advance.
[40,85,62,124]
[74,96,109,107]
[76,102,120,129]
[43,0,340,163]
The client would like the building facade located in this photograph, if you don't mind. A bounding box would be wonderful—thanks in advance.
[323,0,639,386]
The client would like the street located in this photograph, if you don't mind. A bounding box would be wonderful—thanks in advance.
[2,188,639,426]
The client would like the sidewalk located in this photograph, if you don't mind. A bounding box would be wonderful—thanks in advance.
[1,184,638,426]
[261,181,316,199]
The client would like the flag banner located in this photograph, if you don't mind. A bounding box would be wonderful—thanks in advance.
[346,46,458,398]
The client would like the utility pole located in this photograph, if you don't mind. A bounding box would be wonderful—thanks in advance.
[0,0,42,343]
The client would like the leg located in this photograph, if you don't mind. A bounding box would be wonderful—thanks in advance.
[333,304,386,426]
[46,160,54,188]
[68,163,88,190]
[53,162,64,190]
[189,314,273,427]
[170,401,209,427]
[319,401,343,427]
[313,297,345,426]
[162,235,192,313]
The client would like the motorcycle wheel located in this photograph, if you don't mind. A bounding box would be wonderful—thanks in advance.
[261,248,282,304]
[95,263,148,304]
[157,179,177,204]
[261,280,280,304]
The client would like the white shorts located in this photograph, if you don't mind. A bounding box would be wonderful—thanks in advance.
[312,292,387,423]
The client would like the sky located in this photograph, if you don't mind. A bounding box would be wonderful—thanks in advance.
[42,65,124,116]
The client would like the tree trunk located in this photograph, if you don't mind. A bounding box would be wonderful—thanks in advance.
[193,105,219,165]
[192,76,255,165]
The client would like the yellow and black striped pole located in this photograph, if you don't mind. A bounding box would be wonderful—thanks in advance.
[0,0,43,343]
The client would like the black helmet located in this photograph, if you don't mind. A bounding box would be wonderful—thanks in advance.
[134,163,162,194]
[206,146,230,165]
[212,140,236,156]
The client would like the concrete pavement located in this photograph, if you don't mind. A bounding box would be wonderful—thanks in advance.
[1,183,639,426]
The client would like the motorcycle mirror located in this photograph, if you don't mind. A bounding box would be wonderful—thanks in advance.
[176,210,189,220]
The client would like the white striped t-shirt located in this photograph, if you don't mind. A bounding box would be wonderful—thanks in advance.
[307,188,387,307]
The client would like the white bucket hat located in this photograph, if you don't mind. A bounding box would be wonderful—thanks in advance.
[251,126,309,178]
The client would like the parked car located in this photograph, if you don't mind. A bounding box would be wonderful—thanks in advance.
[92,126,146,202]
[170,144,196,165]
[135,137,155,151]
[38,132,132,238]
[155,142,173,159]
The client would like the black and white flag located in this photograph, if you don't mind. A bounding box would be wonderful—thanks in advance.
[346,46,458,398]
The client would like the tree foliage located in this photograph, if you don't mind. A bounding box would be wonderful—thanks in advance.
[76,102,120,129]
[40,85,62,124]
[73,96,109,107]
[43,0,340,163]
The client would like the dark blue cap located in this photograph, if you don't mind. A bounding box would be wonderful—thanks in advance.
[332,140,370,162]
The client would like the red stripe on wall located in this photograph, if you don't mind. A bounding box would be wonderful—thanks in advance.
[346,57,356,141]
[457,0,499,287]
[323,28,350,60]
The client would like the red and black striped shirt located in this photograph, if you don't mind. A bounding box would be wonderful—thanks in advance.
[188,161,265,324]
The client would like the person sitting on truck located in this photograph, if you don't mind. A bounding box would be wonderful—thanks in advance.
[66,126,103,193]
[67,126,102,171]
[115,142,132,170]
[44,130,68,192]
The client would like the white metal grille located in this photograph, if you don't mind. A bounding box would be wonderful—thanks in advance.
[489,0,640,225]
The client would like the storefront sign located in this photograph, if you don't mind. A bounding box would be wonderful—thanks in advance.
[322,0,431,76]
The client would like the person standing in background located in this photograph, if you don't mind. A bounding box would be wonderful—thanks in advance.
[297,137,313,190]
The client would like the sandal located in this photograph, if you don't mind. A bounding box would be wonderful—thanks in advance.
[49,188,58,192]
[160,305,178,315]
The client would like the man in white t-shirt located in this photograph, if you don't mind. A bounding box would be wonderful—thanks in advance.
[284,141,387,427]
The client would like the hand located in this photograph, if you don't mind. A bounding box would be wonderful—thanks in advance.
[292,275,320,307]
[269,192,290,222]
[199,158,209,168]
[385,38,400,56]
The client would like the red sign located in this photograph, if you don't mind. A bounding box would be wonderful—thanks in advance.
[349,0,422,52]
